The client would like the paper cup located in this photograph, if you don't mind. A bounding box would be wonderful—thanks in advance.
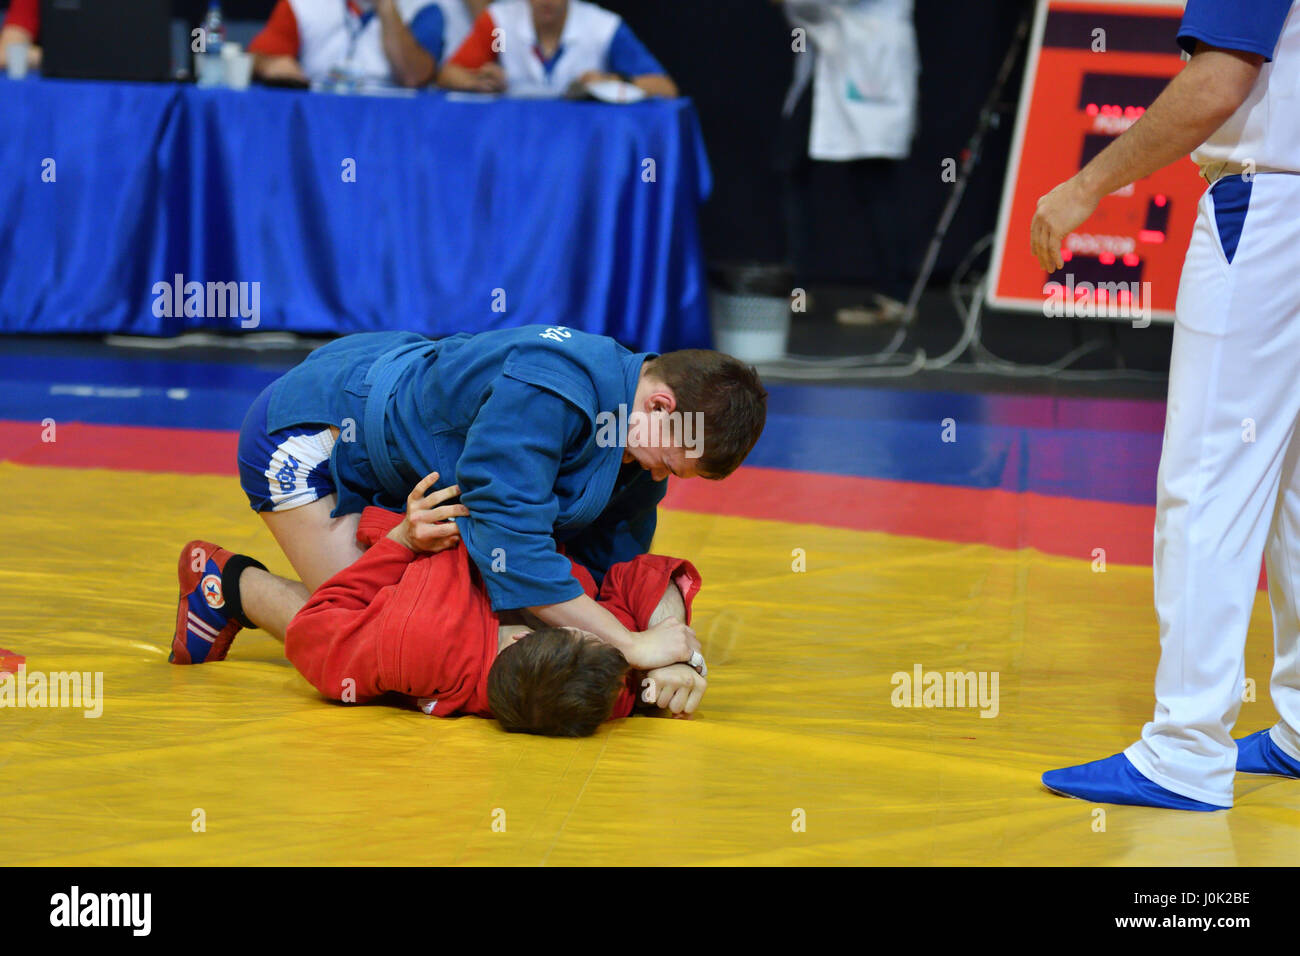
[225,52,253,91]
[5,41,31,81]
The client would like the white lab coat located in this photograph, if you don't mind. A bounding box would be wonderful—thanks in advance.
[783,0,919,161]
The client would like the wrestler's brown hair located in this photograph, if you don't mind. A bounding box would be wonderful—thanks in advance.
[643,351,767,479]
[488,628,630,737]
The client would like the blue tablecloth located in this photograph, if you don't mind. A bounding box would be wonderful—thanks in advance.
[0,78,713,351]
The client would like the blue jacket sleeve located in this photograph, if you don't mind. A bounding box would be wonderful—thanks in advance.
[562,468,666,586]
[409,3,447,61]
[454,376,587,611]
[606,22,667,77]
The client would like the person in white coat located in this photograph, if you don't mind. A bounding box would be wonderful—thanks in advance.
[777,0,919,323]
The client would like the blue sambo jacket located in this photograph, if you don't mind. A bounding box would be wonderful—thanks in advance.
[265,326,667,610]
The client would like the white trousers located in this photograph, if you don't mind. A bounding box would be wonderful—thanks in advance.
[1125,172,1300,806]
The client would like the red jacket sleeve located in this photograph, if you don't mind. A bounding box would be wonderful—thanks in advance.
[597,554,702,631]
[3,0,39,34]
[284,536,416,702]
[356,505,403,547]
[449,9,498,68]
[247,0,300,58]
[596,554,703,719]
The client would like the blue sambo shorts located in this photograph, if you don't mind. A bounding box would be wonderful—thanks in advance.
[237,383,338,513]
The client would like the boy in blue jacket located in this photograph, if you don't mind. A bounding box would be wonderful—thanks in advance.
[177,325,766,673]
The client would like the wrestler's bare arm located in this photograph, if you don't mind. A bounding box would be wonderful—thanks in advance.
[647,580,686,629]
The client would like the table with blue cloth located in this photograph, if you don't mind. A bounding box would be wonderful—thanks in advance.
[0,78,714,351]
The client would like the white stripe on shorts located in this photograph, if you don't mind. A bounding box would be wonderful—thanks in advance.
[264,429,336,512]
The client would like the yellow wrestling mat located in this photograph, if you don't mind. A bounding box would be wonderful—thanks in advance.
[2,461,1298,865]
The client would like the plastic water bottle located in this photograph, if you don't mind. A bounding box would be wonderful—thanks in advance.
[197,2,226,87]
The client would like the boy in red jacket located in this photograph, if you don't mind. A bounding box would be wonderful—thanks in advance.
[171,474,706,735]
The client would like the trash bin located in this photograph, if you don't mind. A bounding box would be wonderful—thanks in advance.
[708,263,793,363]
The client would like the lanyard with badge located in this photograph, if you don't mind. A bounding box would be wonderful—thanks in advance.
[337,0,377,83]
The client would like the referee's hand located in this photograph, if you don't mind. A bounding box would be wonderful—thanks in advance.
[1030,177,1101,273]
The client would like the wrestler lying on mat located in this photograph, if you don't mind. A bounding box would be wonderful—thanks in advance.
[169,475,707,737]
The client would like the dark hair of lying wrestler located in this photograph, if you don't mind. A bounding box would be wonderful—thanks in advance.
[488,626,630,737]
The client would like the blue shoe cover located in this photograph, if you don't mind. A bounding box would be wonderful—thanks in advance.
[1042,752,1226,811]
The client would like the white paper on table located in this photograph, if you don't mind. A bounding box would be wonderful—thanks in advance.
[581,79,647,104]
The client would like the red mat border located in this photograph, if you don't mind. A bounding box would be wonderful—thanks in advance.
[1,419,1170,570]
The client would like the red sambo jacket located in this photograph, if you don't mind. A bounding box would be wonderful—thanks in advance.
[284,507,702,719]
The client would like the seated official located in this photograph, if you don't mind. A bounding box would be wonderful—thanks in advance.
[249,0,484,88]
[0,0,40,71]
[439,0,677,98]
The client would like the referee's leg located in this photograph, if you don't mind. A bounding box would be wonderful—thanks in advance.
[1126,173,1300,805]
[1263,411,1300,764]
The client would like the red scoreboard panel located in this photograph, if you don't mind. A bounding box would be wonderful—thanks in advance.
[987,0,1204,322]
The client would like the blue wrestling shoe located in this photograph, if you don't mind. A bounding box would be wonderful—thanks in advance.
[1041,752,1227,811]
[170,540,244,665]
[1235,729,1300,778]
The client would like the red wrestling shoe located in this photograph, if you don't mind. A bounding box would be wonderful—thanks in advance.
[170,540,244,664]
